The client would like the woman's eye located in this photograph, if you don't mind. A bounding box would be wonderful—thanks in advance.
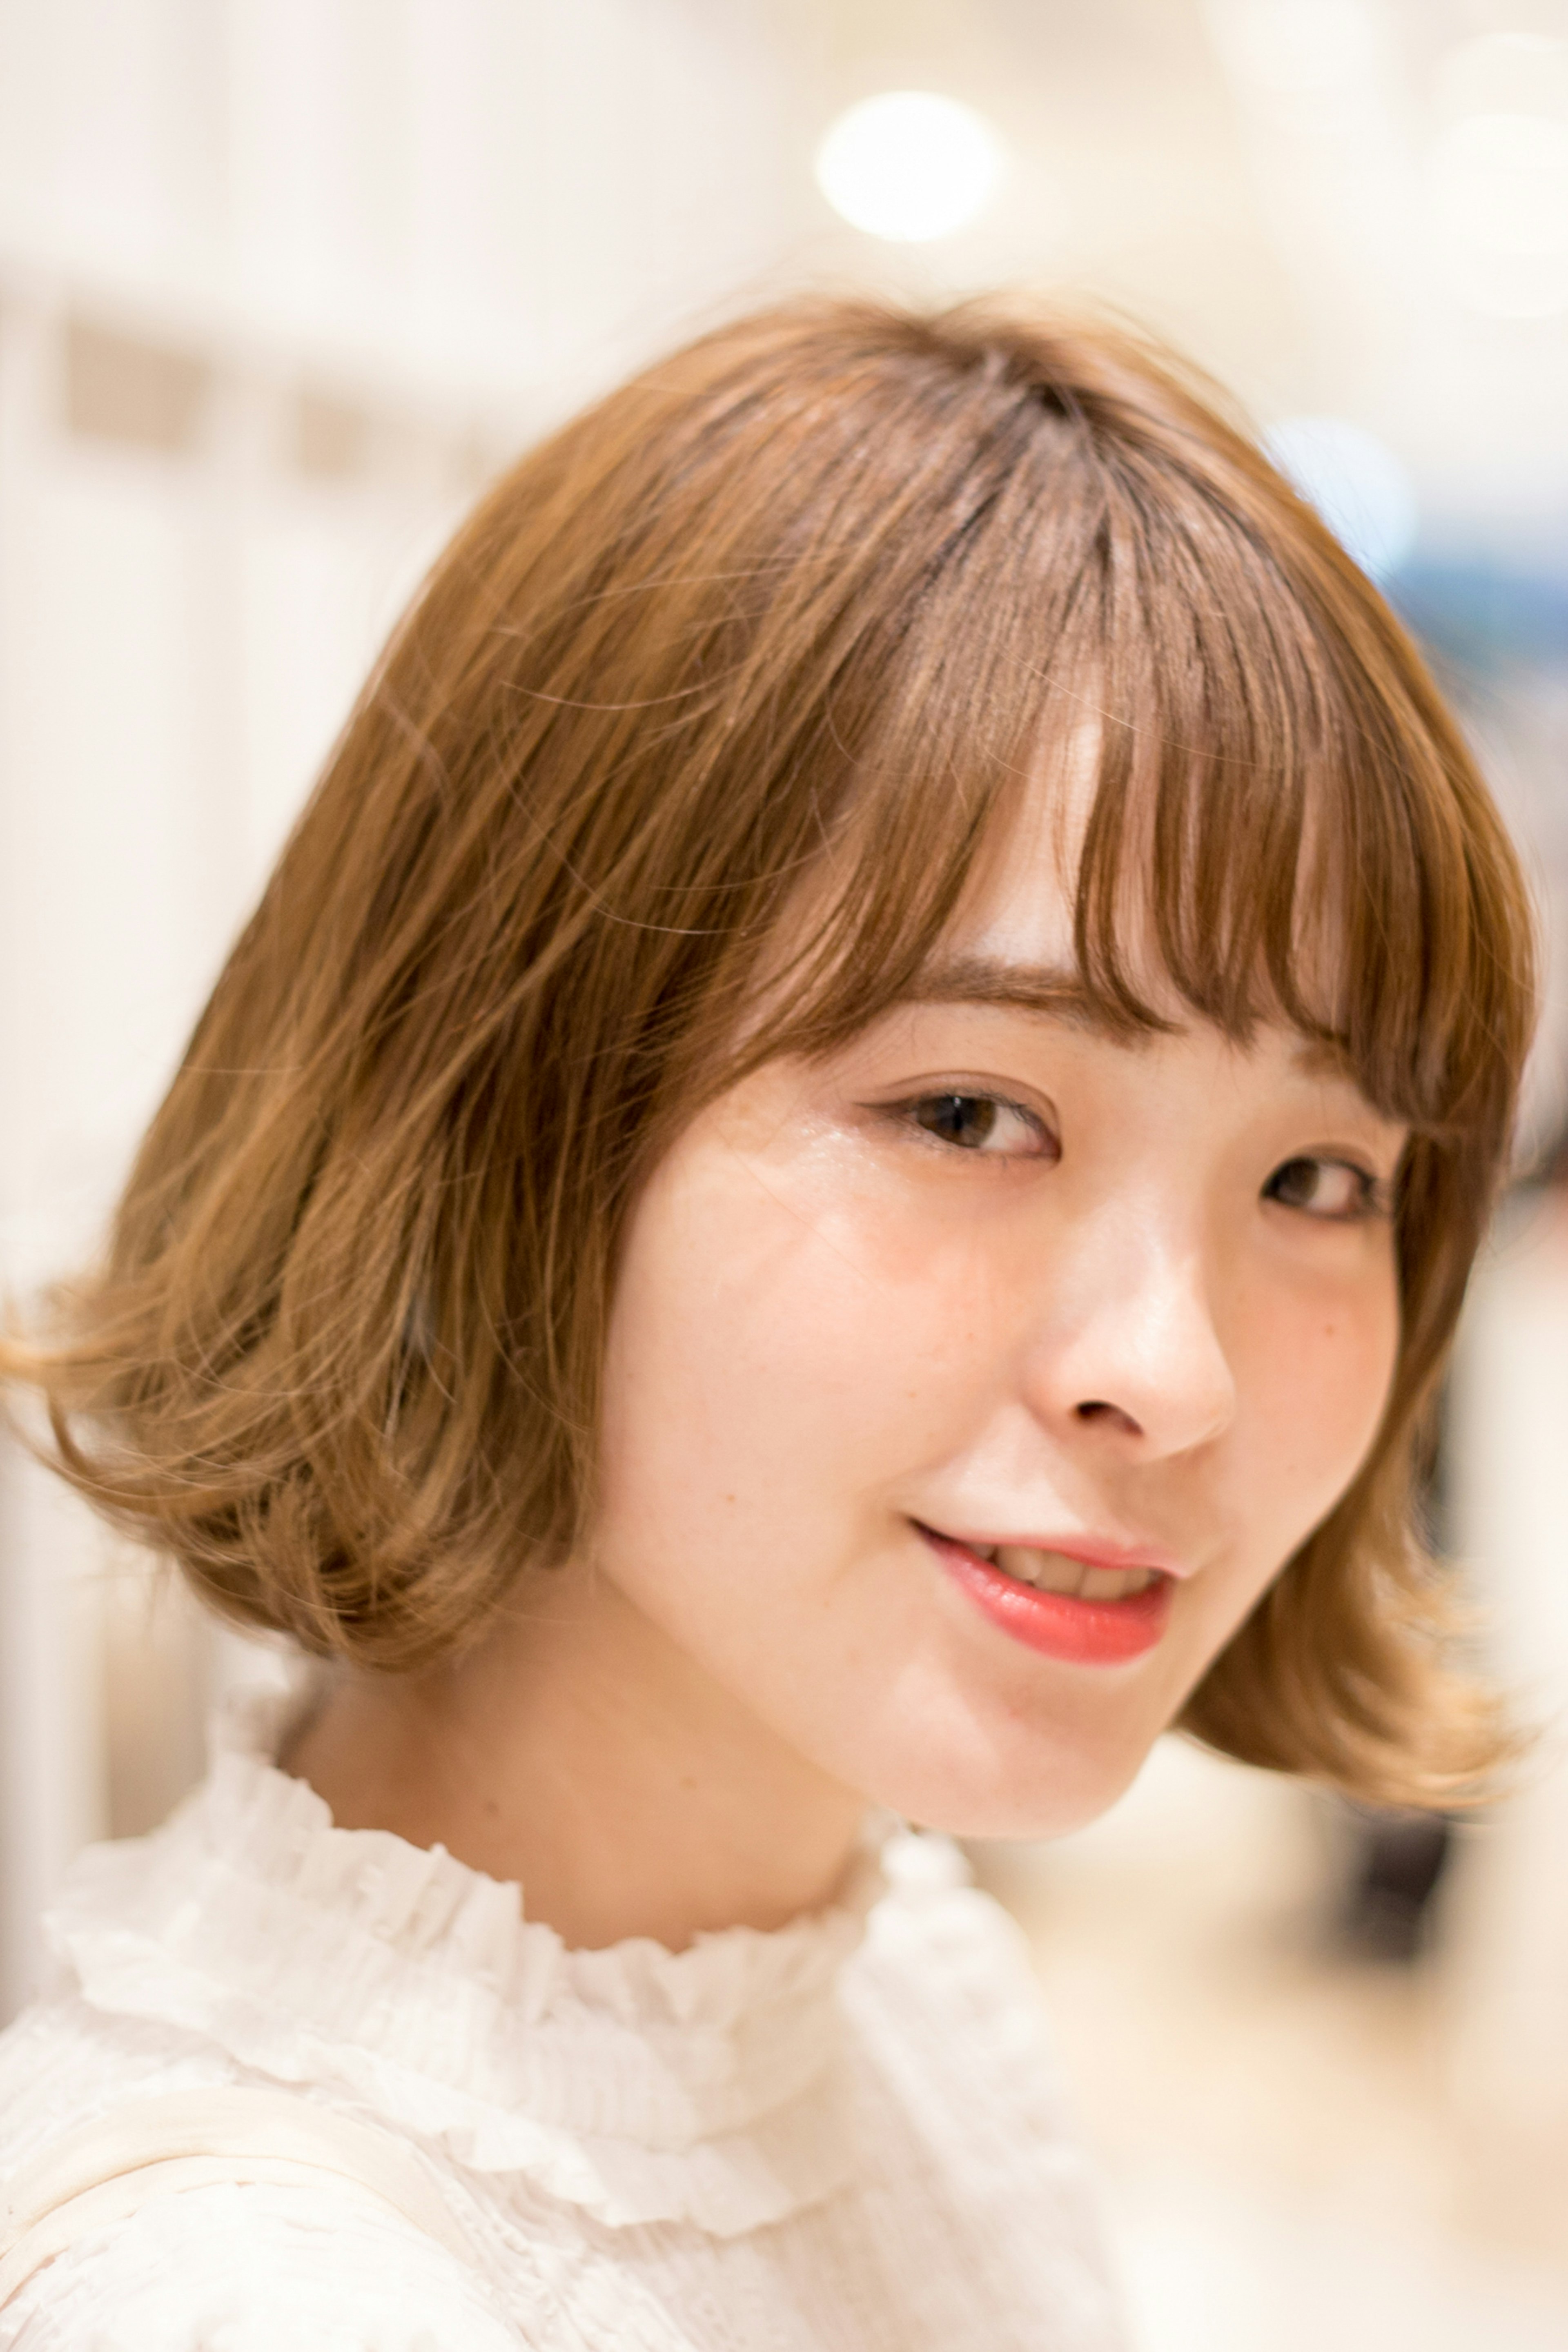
[1265,1156,1381,1221]
[905,1093,1047,1156]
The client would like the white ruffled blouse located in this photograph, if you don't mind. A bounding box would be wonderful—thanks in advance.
[0,1686,1129,2350]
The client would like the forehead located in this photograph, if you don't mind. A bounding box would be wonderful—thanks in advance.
[744,622,1473,1139]
[938,731,1185,1021]
[1009,698,1356,983]
[912,738,1365,1095]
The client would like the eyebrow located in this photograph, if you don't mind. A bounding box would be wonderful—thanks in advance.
[902,952,1372,1091]
[1287,1031,1362,1085]
[900,953,1145,1038]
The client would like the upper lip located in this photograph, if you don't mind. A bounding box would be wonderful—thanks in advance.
[919,1522,1191,1580]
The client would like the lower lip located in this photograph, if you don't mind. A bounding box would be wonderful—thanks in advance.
[920,1528,1174,1664]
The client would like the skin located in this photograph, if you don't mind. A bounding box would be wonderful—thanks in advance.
[288,791,1407,1952]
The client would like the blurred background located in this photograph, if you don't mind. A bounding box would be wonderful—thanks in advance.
[1,3,1566,2346]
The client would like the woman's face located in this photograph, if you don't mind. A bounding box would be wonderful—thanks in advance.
[590,797,1407,1840]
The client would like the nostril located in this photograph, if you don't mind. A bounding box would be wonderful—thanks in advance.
[1074,1398,1145,1435]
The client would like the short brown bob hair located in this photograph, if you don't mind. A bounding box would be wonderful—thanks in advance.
[6,297,1536,1808]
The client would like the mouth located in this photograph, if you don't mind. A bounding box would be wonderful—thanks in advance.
[915,1523,1176,1665]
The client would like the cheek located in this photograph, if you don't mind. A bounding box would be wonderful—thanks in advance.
[1172,1250,1401,1687]
[596,1136,1002,1556]
[597,1151,879,1551]
[1235,1252,1401,1528]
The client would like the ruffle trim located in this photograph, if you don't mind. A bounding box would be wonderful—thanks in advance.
[42,1683,915,2236]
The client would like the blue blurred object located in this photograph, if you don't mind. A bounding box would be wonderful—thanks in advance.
[1392,557,1568,671]
[1266,416,1419,580]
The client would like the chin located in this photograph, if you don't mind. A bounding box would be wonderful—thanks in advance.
[866,1720,1159,1846]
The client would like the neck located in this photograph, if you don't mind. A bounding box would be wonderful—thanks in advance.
[281,1561,868,1952]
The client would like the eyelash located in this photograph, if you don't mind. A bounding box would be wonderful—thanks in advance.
[1263,1156,1392,1223]
[881,1090,1054,1158]
[885,1092,1392,1221]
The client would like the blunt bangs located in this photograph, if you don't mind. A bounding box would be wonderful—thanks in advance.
[717,332,1513,1178]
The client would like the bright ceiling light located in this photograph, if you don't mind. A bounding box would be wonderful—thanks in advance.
[1430,33,1568,315]
[1204,0,1378,96]
[1434,32,1568,122]
[815,92,1004,244]
[1266,417,1418,579]
[1431,111,1568,316]
[1435,113,1568,256]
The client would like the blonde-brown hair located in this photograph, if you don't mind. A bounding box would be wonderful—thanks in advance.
[4,298,1536,1806]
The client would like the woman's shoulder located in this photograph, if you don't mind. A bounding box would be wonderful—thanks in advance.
[0,2006,523,2350]
[0,1961,517,2348]
[0,2174,523,2351]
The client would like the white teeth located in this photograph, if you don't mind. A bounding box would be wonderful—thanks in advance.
[1080,1564,1154,1601]
[942,1532,1160,1600]
[996,1546,1082,1594]
[994,1548,1157,1601]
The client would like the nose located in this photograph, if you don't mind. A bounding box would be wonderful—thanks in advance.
[1020,1218,1237,1460]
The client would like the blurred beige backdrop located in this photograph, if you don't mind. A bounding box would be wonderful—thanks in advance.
[2,6,1566,2348]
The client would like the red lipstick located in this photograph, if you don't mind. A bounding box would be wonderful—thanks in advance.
[919,1526,1174,1665]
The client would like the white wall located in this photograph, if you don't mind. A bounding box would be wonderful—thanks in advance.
[0,0,808,2019]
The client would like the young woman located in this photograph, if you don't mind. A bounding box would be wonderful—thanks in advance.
[0,298,1535,2350]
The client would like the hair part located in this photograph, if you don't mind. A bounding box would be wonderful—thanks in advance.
[3,296,1537,1807]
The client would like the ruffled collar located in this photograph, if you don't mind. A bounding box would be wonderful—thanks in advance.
[45,1682,907,2236]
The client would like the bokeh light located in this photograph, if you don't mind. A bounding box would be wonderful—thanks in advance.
[1265,415,1419,578]
[1432,112,1568,318]
[1429,34,1568,318]
[1203,0,1379,97]
[1433,31,1568,122]
[814,91,1004,243]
